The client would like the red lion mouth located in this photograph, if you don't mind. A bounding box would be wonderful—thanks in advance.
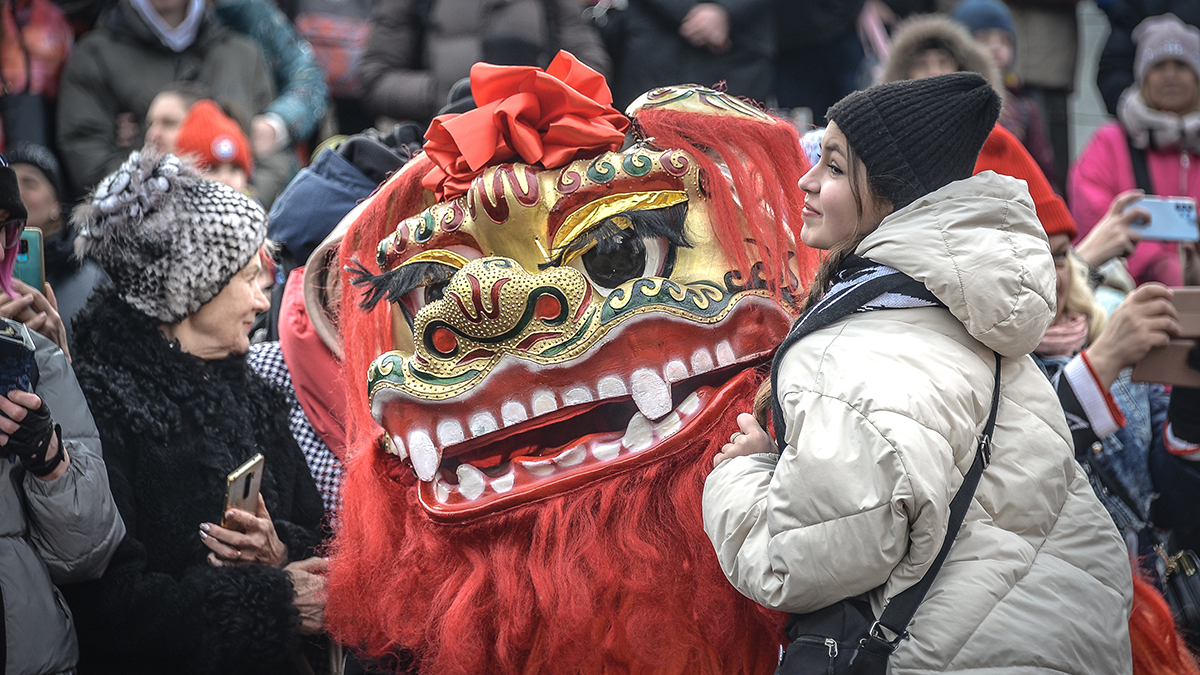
[372,297,791,520]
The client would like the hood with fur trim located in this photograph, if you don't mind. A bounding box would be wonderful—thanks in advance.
[881,14,1004,94]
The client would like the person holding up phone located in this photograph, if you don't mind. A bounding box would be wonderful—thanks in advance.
[0,154,126,675]
[62,150,328,674]
[1070,14,1200,287]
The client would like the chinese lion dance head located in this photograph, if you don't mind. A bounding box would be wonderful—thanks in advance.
[326,52,817,675]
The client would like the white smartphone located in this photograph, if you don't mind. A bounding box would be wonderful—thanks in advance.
[1125,196,1199,242]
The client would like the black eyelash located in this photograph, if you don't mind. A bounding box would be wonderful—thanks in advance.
[348,259,457,311]
[541,202,691,270]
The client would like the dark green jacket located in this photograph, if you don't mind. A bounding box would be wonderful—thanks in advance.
[56,0,274,195]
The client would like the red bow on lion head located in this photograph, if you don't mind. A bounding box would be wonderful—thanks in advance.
[421,51,631,201]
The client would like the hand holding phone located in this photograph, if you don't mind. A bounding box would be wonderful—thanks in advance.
[1124,196,1199,242]
[1132,287,1200,386]
[199,454,288,568]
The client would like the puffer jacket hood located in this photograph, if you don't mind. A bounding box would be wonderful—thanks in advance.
[881,14,1004,94]
[856,171,1055,357]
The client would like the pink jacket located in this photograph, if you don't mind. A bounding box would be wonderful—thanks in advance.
[1068,121,1200,286]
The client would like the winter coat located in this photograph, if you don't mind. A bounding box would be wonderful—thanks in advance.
[1008,2,1079,92]
[611,0,774,110]
[63,287,326,675]
[1036,353,1166,554]
[248,338,343,514]
[703,172,1134,673]
[213,0,328,144]
[357,0,611,124]
[1097,0,1200,115]
[56,0,274,196]
[45,225,106,345]
[1069,121,1200,286]
[1,331,124,675]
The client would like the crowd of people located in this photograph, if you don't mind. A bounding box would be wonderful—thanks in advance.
[4,0,1200,673]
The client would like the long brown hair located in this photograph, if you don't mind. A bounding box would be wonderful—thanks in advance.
[752,141,892,429]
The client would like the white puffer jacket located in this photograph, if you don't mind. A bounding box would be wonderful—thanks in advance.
[703,172,1133,674]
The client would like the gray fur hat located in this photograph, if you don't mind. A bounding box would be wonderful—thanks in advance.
[73,150,267,323]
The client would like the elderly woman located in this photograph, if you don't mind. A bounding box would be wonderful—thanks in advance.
[1071,14,1200,286]
[61,150,327,674]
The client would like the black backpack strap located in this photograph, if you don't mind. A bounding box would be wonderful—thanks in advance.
[1127,134,1154,194]
[860,351,1003,656]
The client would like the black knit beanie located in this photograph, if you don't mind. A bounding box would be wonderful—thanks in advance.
[825,72,1001,210]
[0,155,27,221]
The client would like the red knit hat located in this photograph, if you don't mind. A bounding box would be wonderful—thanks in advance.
[975,124,1077,239]
[175,99,253,179]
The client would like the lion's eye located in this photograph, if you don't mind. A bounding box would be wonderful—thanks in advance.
[570,228,670,296]
[423,280,448,305]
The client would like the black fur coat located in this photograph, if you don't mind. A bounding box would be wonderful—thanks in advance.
[63,287,326,675]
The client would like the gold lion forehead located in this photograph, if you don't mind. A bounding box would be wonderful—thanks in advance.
[376,144,701,274]
[625,84,777,122]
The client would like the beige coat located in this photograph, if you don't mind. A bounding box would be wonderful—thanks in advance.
[703,172,1133,673]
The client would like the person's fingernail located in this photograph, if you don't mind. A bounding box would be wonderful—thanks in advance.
[199,530,208,540]
[226,510,235,520]
[200,523,210,532]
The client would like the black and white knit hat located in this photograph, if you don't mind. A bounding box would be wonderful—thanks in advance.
[73,150,267,323]
[826,72,1000,210]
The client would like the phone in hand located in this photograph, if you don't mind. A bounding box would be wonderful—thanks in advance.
[1133,288,1200,387]
[222,453,264,529]
[1124,196,1199,242]
[12,227,44,292]
[0,317,35,394]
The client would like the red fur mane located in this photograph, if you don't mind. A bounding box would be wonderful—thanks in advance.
[326,395,785,674]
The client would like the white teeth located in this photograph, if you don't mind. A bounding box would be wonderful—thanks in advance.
[501,401,528,426]
[386,434,408,460]
[456,464,487,500]
[654,411,682,438]
[691,349,715,374]
[677,391,701,416]
[598,376,627,397]
[532,390,557,415]
[408,431,441,482]
[564,387,593,405]
[592,441,621,461]
[469,412,498,437]
[522,459,556,477]
[436,420,464,446]
[434,476,451,503]
[664,360,689,383]
[716,341,736,366]
[622,413,653,452]
[630,368,672,421]
[556,445,586,467]
[491,470,515,493]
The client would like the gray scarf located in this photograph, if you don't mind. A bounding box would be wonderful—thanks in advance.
[1117,86,1200,154]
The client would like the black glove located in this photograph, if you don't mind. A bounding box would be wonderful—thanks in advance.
[5,400,62,477]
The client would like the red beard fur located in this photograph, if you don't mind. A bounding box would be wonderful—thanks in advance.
[325,376,786,675]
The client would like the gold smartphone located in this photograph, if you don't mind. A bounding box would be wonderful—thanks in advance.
[222,453,264,529]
